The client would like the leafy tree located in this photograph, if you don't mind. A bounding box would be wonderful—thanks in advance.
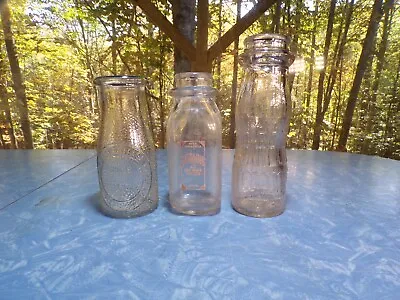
[1,0,33,148]
[0,0,398,160]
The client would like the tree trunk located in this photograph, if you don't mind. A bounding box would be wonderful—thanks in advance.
[288,0,301,93]
[0,96,16,148]
[0,52,16,148]
[159,36,165,148]
[133,5,156,144]
[0,128,4,148]
[0,0,33,149]
[301,1,317,149]
[74,0,97,114]
[305,1,317,108]
[311,0,336,150]
[362,0,394,153]
[229,0,241,149]
[337,0,384,151]
[282,0,291,29]
[111,19,117,74]
[271,0,282,33]
[172,0,195,74]
[324,0,354,115]
[330,55,344,149]
[383,54,400,158]
[215,0,223,109]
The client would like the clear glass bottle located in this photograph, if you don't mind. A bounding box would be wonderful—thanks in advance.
[95,76,158,218]
[167,72,222,215]
[232,34,292,218]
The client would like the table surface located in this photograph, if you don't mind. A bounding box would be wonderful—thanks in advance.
[0,149,399,299]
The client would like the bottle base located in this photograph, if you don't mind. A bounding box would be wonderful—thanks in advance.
[169,191,220,216]
[232,196,285,218]
[99,197,158,218]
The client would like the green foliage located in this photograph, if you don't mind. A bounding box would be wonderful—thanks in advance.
[0,0,97,148]
[0,0,398,159]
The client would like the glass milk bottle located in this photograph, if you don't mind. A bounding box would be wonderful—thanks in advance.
[232,34,292,218]
[167,72,222,215]
[95,76,158,218]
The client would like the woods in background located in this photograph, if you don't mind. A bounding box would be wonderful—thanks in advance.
[0,0,399,160]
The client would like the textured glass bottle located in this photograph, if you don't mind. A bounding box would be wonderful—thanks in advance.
[95,76,158,218]
[232,34,291,218]
[167,72,222,215]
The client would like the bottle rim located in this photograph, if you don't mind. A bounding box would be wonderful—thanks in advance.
[244,33,289,51]
[174,72,214,89]
[242,33,294,67]
[174,72,212,82]
[172,72,216,97]
[170,86,216,97]
[94,75,145,86]
[245,33,289,43]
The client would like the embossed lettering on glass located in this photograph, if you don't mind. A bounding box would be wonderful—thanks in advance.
[167,72,222,215]
[95,76,158,218]
[232,34,292,218]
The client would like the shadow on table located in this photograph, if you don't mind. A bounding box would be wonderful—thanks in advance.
[86,191,180,217]
[87,192,102,215]
[87,191,294,218]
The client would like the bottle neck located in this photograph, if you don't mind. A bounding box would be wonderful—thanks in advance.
[243,64,289,74]
[240,51,290,73]
[174,72,213,88]
[241,34,292,72]
[172,72,216,98]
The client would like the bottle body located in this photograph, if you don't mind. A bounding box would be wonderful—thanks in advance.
[232,34,291,218]
[95,76,158,218]
[167,73,222,215]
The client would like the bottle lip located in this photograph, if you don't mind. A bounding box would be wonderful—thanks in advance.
[170,86,216,97]
[175,72,212,81]
[245,33,289,43]
[244,33,289,52]
[172,72,216,97]
[174,72,213,88]
[242,33,293,67]
[94,75,145,86]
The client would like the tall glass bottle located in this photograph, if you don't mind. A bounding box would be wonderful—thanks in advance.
[95,76,158,218]
[167,72,222,215]
[232,34,292,218]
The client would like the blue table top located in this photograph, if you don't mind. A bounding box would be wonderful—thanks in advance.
[0,150,95,210]
[0,150,399,299]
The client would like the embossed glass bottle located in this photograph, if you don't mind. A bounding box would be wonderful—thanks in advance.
[167,72,222,215]
[232,34,292,218]
[95,76,158,218]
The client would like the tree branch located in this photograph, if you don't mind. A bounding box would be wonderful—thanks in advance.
[134,0,196,62]
[82,0,132,73]
[208,0,277,62]
[193,0,209,71]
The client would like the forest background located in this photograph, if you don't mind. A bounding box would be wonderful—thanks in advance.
[0,0,399,160]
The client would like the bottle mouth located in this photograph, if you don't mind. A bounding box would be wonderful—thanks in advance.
[94,75,145,86]
[244,33,289,52]
[172,72,216,97]
[242,33,293,67]
[170,86,216,97]
[174,72,213,88]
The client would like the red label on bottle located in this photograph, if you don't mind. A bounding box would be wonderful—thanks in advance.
[180,141,206,191]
